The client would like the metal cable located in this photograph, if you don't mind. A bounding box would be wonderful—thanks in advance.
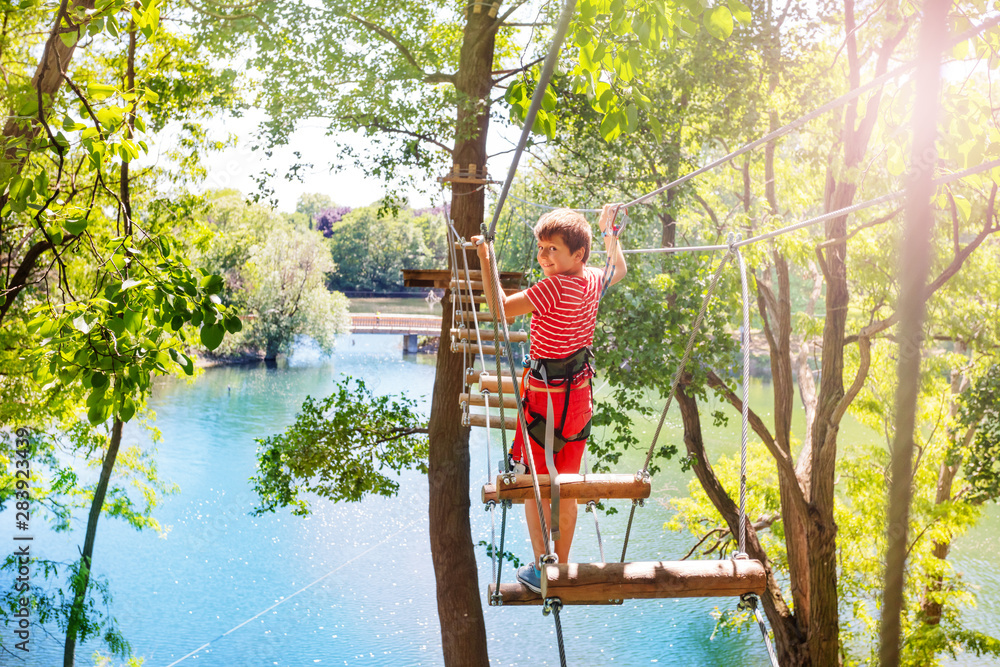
[582,448,606,563]
[489,501,497,584]
[551,599,568,667]
[590,155,1000,257]
[486,0,578,237]
[735,241,750,556]
[756,605,780,667]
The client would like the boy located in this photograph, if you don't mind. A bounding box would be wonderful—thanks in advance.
[472,203,627,593]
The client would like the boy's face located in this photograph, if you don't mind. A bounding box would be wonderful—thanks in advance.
[536,233,585,277]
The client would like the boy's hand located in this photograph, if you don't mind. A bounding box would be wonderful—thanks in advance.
[599,203,623,237]
[471,235,489,261]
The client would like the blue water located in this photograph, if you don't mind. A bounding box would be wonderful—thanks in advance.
[2,334,998,666]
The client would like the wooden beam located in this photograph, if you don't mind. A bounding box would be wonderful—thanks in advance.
[466,371,516,394]
[452,328,529,343]
[487,582,623,606]
[460,392,518,409]
[467,412,517,430]
[481,474,650,504]
[540,559,767,602]
[403,268,522,290]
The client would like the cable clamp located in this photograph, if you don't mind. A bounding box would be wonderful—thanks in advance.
[585,500,598,513]
[501,471,517,485]
[501,499,512,510]
[461,413,470,427]
[485,500,496,512]
[738,592,759,612]
[632,498,645,508]
[542,597,563,617]
[726,232,743,253]
[635,470,651,483]
[491,590,504,606]
[540,553,558,566]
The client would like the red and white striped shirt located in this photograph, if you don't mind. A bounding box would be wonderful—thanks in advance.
[525,266,602,364]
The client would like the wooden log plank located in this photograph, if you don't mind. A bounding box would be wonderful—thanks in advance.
[481,474,649,504]
[486,583,623,606]
[466,372,516,394]
[467,413,517,430]
[482,483,595,505]
[540,560,767,601]
[452,328,529,343]
[452,309,516,324]
[460,392,518,409]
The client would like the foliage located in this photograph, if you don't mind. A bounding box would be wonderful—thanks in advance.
[957,364,1000,504]
[296,192,336,221]
[197,192,349,359]
[251,377,429,515]
[315,205,353,238]
[325,205,445,291]
[0,0,243,660]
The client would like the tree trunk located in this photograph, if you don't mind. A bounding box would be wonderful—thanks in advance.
[0,0,95,328]
[426,5,496,665]
[63,418,123,667]
[674,382,809,666]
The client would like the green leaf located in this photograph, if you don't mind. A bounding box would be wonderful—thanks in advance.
[200,322,225,350]
[600,110,622,142]
[704,5,734,39]
[122,278,143,291]
[59,30,79,48]
[170,314,184,331]
[107,316,126,337]
[200,273,225,294]
[727,0,752,25]
[118,396,136,422]
[224,315,243,334]
[124,308,143,333]
[143,87,160,103]
[64,217,89,236]
[623,104,638,132]
[541,84,557,112]
[88,82,116,101]
[87,402,109,425]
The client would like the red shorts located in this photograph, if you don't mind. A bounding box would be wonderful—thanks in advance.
[511,371,592,476]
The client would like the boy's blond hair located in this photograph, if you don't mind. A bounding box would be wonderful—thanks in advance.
[534,208,592,263]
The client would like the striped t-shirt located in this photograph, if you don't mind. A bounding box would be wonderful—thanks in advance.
[525,266,603,363]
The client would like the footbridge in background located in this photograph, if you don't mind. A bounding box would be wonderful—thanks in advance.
[350,313,442,352]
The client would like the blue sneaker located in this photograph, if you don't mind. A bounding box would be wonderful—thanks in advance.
[517,564,542,594]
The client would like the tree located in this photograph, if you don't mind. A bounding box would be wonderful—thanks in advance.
[197,192,350,360]
[296,192,335,222]
[325,205,428,291]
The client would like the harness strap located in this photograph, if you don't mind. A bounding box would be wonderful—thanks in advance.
[539,363,562,544]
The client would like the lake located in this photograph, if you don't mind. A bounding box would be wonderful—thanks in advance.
[2,334,998,666]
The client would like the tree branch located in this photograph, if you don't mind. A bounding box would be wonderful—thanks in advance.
[345,12,455,84]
